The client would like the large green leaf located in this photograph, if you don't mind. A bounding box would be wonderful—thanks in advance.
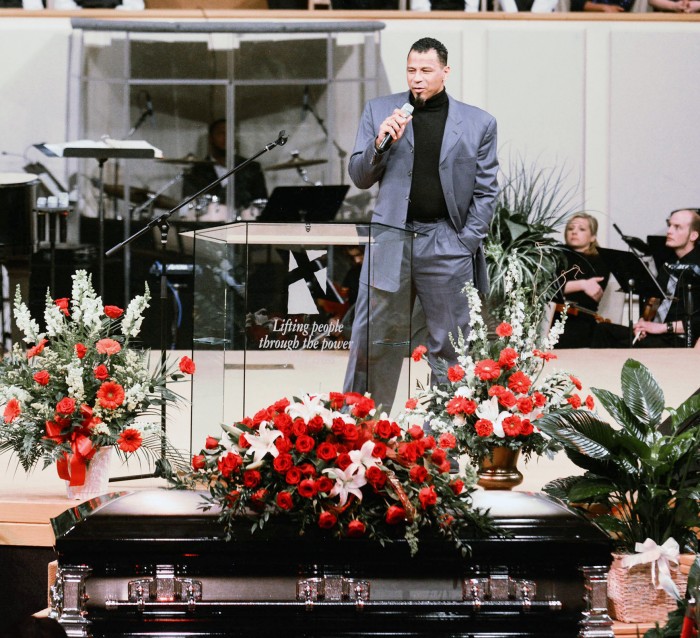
[567,478,617,502]
[543,475,585,500]
[668,394,700,434]
[536,410,614,459]
[620,359,665,427]
[592,387,646,438]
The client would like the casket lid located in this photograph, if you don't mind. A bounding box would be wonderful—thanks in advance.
[51,488,610,567]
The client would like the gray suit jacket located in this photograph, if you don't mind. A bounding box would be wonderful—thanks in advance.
[349,91,499,293]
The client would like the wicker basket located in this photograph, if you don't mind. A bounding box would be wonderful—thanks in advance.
[607,552,693,624]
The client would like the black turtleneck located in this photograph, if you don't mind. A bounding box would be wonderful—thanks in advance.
[407,89,450,223]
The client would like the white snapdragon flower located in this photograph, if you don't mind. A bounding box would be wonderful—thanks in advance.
[65,362,85,402]
[44,304,66,337]
[13,293,42,343]
[124,383,147,411]
[121,290,150,338]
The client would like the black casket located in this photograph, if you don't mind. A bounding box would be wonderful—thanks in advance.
[50,489,614,638]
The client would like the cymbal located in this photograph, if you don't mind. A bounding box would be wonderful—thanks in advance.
[102,184,179,210]
[156,156,214,166]
[265,157,327,171]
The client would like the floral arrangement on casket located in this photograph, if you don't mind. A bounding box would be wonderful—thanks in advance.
[172,391,502,556]
[0,270,193,486]
[403,260,592,465]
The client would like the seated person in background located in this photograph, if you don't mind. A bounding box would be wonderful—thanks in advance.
[592,208,700,348]
[649,0,700,10]
[554,213,610,348]
[182,119,268,215]
[569,0,635,11]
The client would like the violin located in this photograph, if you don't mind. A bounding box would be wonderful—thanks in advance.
[641,297,661,322]
[554,303,611,324]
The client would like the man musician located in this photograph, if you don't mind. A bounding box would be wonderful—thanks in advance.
[592,208,700,348]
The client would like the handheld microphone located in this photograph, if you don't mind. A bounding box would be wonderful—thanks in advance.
[377,102,414,153]
[301,86,309,122]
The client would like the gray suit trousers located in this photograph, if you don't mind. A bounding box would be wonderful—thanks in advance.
[343,219,475,414]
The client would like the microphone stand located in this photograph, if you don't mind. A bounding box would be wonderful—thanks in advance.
[106,130,288,482]
[612,223,647,347]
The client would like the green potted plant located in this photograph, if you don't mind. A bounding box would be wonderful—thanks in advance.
[535,359,700,624]
[485,156,579,309]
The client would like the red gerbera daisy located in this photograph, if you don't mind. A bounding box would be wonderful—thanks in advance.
[117,428,142,452]
[97,381,125,409]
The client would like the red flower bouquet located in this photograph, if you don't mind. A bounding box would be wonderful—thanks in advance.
[174,391,500,555]
[0,270,192,486]
[403,264,590,465]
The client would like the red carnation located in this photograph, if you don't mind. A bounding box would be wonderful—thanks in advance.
[347,519,366,537]
[520,419,534,436]
[532,391,547,408]
[27,339,48,359]
[117,428,142,453]
[179,355,196,375]
[33,370,50,386]
[498,391,517,409]
[276,491,294,510]
[495,322,513,337]
[438,432,456,449]
[96,338,121,356]
[411,345,427,362]
[74,343,87,359]
[104,305,124,319]
[446,396,477,415]
[585,395,595,410]
[567,394,582,409]
[431,448,447,466]
[405,398,418,410]
[474,419,494,437]
[96,382,125,409]
[533,349,557,361]
[3,398,21,423]
[516,396,534,415]
[474,359,501,381]
[569,375,583,391]
[498,347,518,370]
[447,365,465,382]
[408,425,424,440]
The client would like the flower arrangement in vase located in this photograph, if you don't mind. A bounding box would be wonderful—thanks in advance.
[172,391,501,556]
[0,270,192,490]
[402,259,590,488]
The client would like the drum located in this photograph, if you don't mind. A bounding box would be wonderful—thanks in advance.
[0,173,39,258]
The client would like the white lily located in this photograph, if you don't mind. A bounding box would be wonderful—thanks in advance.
[243,421,283,465]
[475,396,509,438]
[323,466,367,507]
[287,393,333,425]
[346,439,380,475]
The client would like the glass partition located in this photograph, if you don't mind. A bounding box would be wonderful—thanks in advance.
[189,221,417,447]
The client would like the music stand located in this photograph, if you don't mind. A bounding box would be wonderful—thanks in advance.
[598,247,668,347]
[257,185,349,223]
[35,140,161,296]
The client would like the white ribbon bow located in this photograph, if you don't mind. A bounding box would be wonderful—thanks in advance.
[620,537,681,600]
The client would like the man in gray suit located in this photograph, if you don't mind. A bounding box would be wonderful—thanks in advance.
[343,36,499,413]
